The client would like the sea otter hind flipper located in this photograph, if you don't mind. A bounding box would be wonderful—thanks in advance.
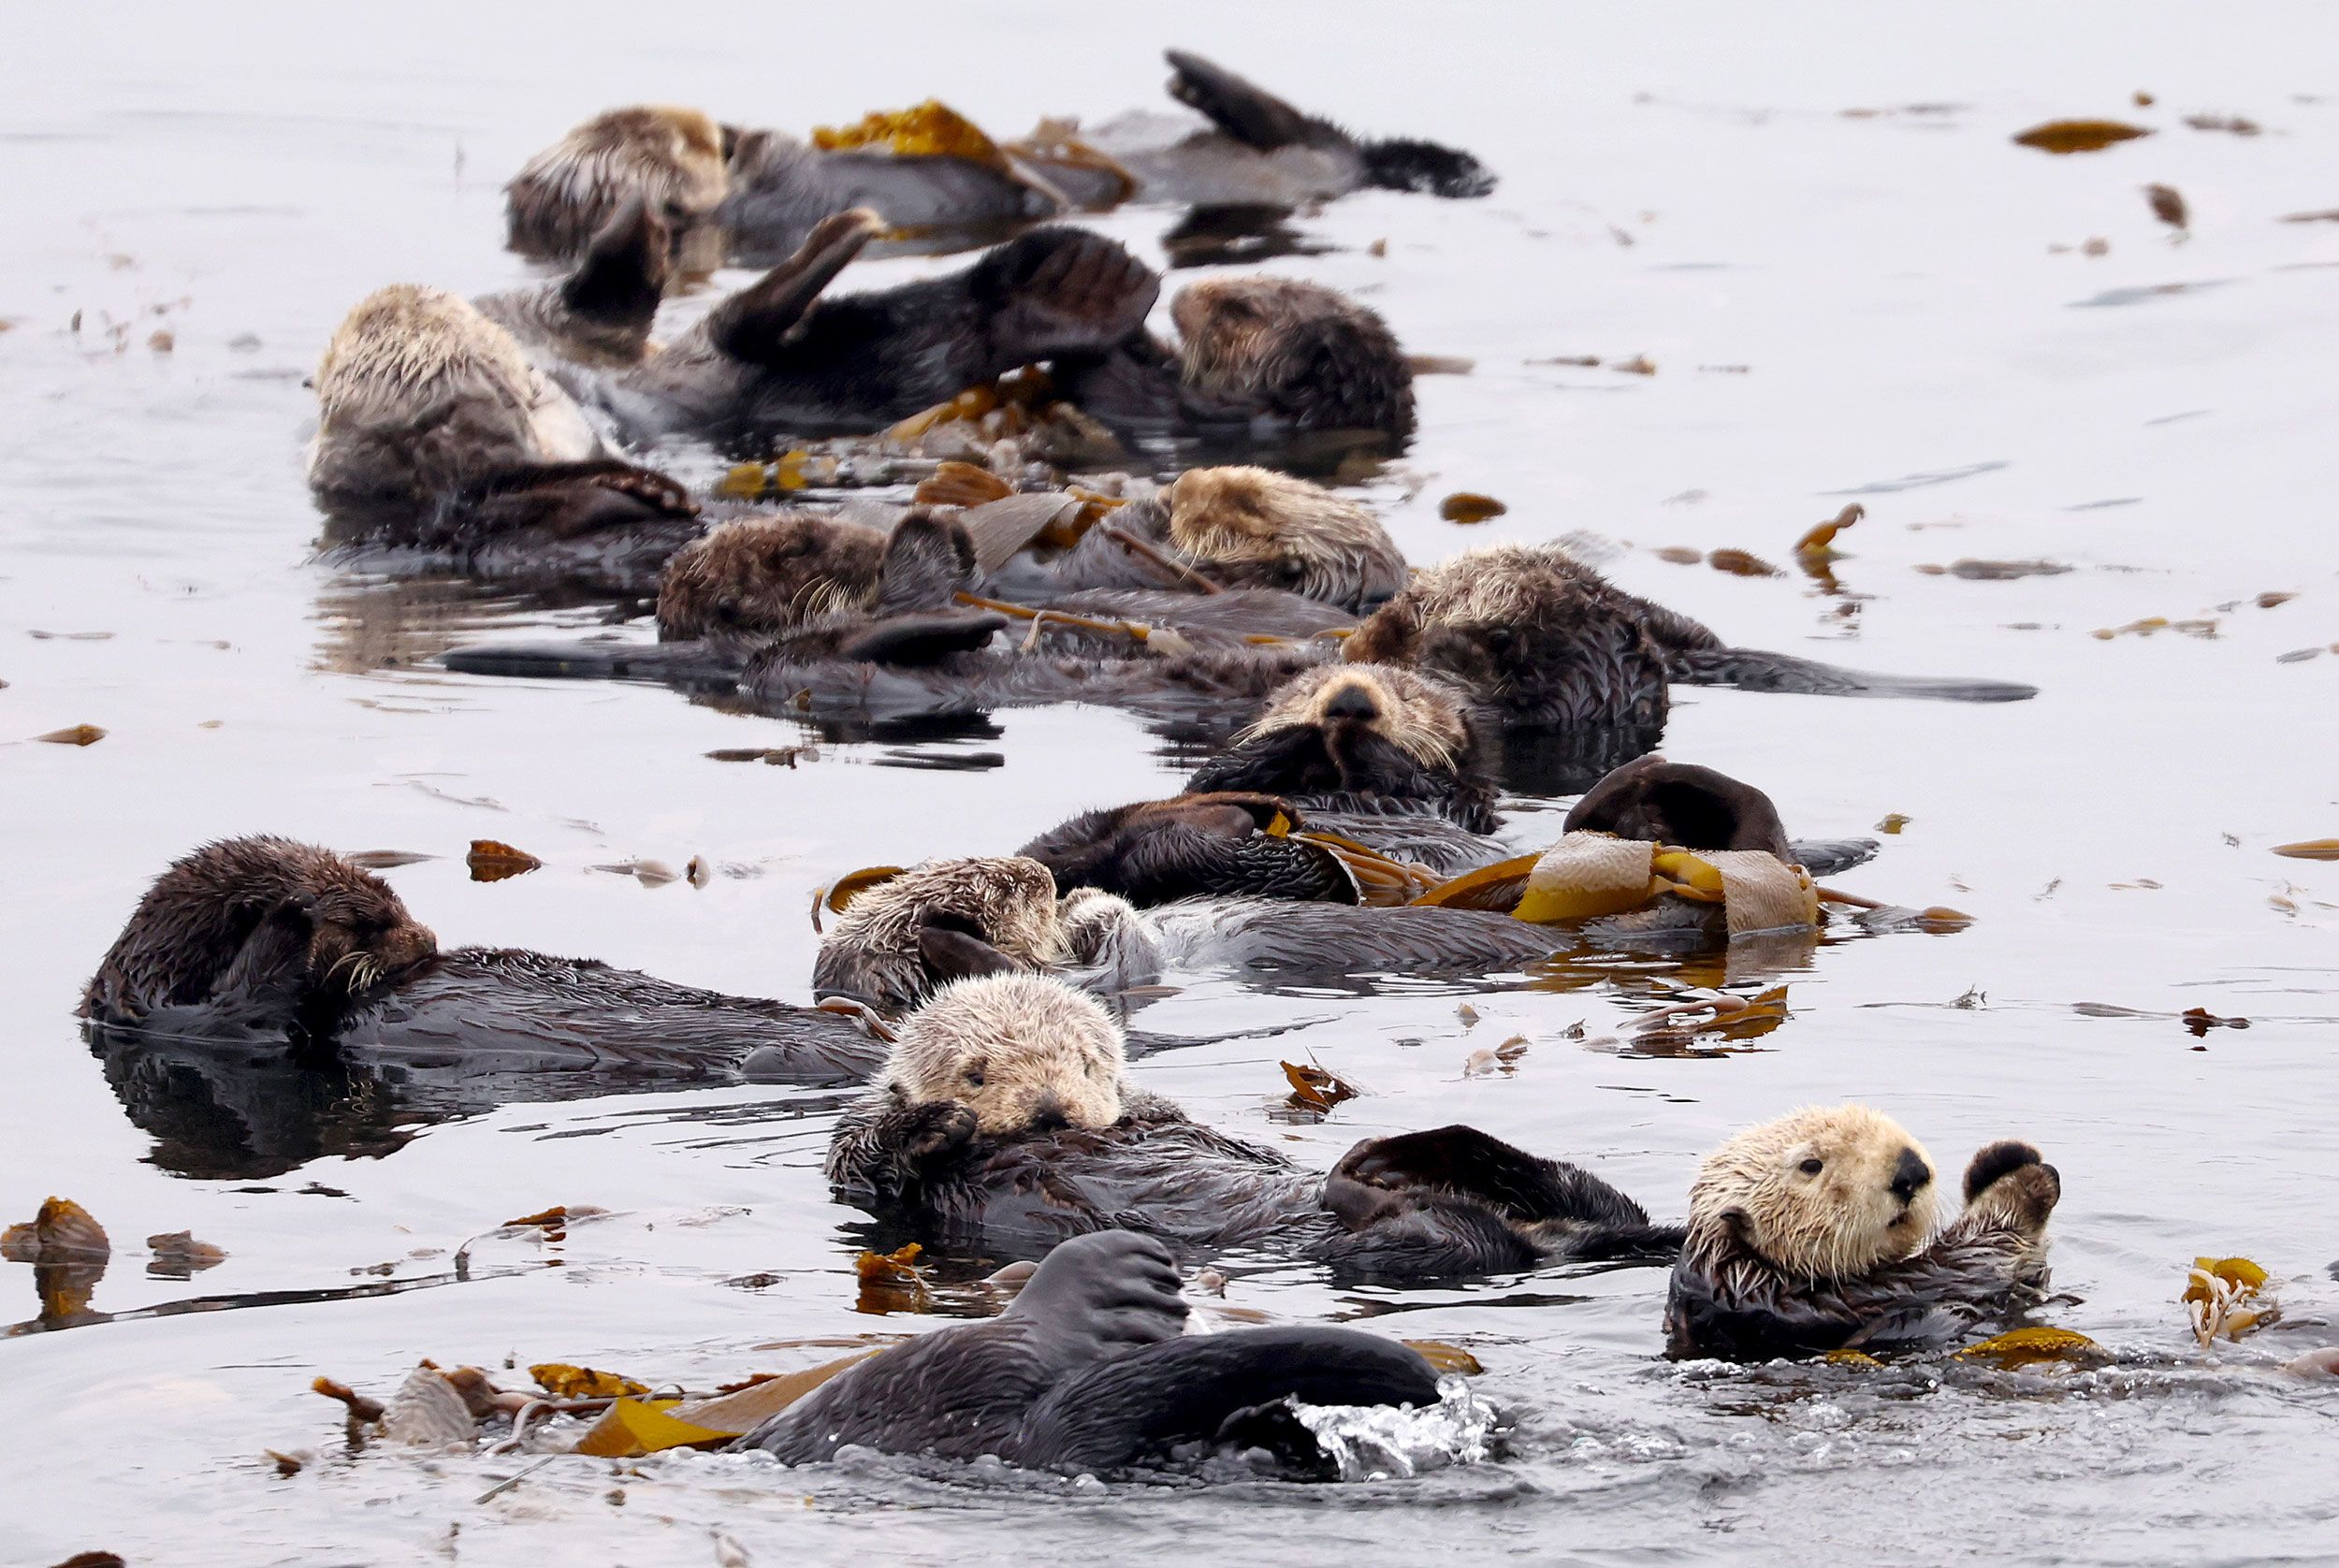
[1669,647,2038,704]
[1787,837,1880,877]
[1358,138,1498,199]
[874,510,980,614]
[559,196,673,342]
[968,227,1160,365]
[1334,1125,1652,1229]
[834,610,1007,666]
[1015,1324,1440,1473]
[1162,51,1317,152]
[457,459,697,543]
[707,207,883,364]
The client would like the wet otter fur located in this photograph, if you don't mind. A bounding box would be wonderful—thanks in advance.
[1665,1105,2061,1360]
[504,106,731,266]
[1187,663,1501,849]
[742,1228,1446,1474]
[1565,754,1794,861]
[81,838,880,1086]
[1018,791,1374,907]
[828,974,1680,1272]
[654,512,889,640]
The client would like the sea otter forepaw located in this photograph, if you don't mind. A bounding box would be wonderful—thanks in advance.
[1964,1141,2060,1232]
[592,465,699,516]
[903,1100,979,1162]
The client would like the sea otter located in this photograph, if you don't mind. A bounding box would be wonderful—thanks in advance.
[827,973,1680,1271]
[740,1228,1448,1475]
[1080,49,1495,209]
[1184,663,1504,865]
[82,837,882,1087]
[1344,542,2039,734]
[1663,1105,2061,1361]
[504,107,734,268]
[1017,791,1429,907]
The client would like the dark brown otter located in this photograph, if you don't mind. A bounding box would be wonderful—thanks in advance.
[741,1229,1447,1476]
[1564,754,1878,878]
[609,213,1160,445]
[829,974,1680,1273]
[81,838,882,1086]
[654,511,891,641]
[1017,791,1378,907]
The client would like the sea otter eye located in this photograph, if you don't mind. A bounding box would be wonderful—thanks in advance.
[1798,1157,1824,1176]
[964,1062,987,1088]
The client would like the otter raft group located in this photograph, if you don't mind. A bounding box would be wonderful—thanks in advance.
[84,50,2135,1483]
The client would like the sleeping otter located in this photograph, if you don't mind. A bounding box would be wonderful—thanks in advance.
[504,107,734,269]
[82,837,882,1087]
[1079,49,1495,209]
[1664,1105,2061,1361]
[828,973,1681,1271]
[1184,663,1504,864]
[1345,542,2038,734]
[308,202,702,589]
[1017,791,1423,907]
[741,1228,1448,1475]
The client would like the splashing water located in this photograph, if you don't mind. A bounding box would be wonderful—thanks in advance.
[1290,1375,1493,1481]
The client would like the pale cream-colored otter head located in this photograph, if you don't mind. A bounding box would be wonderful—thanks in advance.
[506,105,731,261]
[1243,661,1473,771]
[882,973,1127,1133]
[1689,1105,1943,1281]
[656,513,887,639]
[309,285,600,490]
[1161,467,1407,607]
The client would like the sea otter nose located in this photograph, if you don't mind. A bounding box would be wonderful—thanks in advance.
[1890,1148,1932,1202]
[1027,1092,1069,1132]
[1322,682,1380,723]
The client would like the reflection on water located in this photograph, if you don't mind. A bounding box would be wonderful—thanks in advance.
[8,1,2339,1561]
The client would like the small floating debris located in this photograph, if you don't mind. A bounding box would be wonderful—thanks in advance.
[1954,1327,2107,1370]
[2272,839,2339,861]
[2144,182,2189,233]
[1794,502,1864,558]
[1438,492,1507,524]
[1462,1036,1530,1078]
[1282,1059,1360,1114]
[33,724,107,746]
[1917,559,2072,580]
[2186,1256,2277,1346]
[1610,354,1657,376]
[145,1231,227,1278]
[856,1241,931,1314]
[2012,119,2153,154]
[2183,113,2261,136]
[1707,547,1782,578]
[465,839,542,882]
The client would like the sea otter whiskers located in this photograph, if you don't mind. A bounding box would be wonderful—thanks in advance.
[1664,1105,2061,1360]
[827,974,1680,1272]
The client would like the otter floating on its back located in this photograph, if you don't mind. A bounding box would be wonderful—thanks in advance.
[1664,1104,2061,1361]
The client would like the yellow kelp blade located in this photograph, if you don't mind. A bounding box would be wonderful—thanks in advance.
[572,1397,734,1459]
[1409,852,1542,912]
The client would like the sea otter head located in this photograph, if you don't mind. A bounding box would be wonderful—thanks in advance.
[655,513,887,640]
[1245,662,1475,774]
[81,836,438,1024]
[309,285,601,498]
[812,856,1070,1010]
[1170,277,1415,439]
[1689,1105,1942,1282]
[1563,755,1794,862]
[1157,466,1407,609]
[1344,543,1667,729]
[881,973,1127,1134]
[504,105,732,263]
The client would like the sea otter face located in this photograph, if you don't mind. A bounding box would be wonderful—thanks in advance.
[1247,662,1472,771]
[298,868,440,1002]
[1344,544,1668,729]
[1693,1105,1943,1281]
[1161,467,1407,608]
[883,973,1126,1134]
[656,513,887,639]
[1169,277,1415,437]
[505,105,732,262]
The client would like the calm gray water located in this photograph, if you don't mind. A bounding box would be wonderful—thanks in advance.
[5,3,2338,1561]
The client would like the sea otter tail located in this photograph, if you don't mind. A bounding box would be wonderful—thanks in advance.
[438,638,743,687]
[1669,646,2038,704]
[1014,1325,1442,1473]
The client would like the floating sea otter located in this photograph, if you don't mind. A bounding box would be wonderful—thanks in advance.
[503,52,1490,270]
[1664,1104,2061,1360]
[308,200,699,587]
[82,837,883,1087]
[1017,791,1435,907]
[827,973,1680,1270]
[740,1228,1452,1475]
